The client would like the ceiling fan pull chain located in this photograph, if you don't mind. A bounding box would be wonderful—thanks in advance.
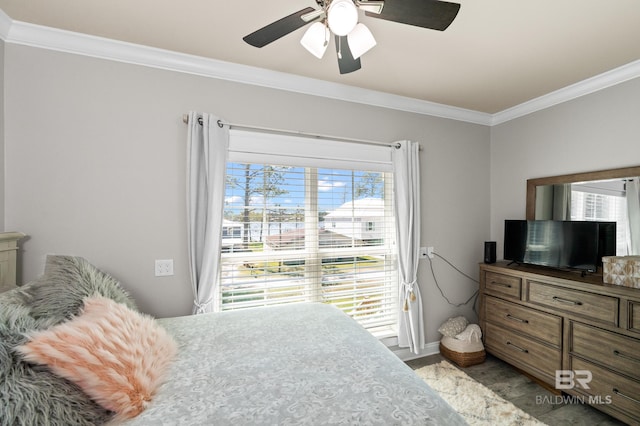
[323,21,329,47]
[337,37,343,59]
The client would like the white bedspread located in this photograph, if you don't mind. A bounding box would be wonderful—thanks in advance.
[123,303,466,425]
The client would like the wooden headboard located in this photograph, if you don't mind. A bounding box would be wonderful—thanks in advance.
[0,232,26,293]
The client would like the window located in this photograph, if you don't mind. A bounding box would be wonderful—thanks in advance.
[218,130,398,336]
[571,181,629,256]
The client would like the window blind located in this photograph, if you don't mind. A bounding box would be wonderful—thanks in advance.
[219,132,398,336]
[229,129,393,172]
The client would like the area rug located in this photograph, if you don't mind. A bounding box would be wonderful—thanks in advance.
[415,361,546,426]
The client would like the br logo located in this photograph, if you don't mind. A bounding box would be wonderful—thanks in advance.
[555,370,592,390]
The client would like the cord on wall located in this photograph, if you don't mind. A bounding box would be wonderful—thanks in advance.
[427,251,480,314]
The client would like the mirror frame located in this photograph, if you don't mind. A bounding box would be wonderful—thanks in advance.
[526,165,640,220]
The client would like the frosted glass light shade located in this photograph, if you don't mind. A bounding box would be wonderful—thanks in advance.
[327,0,358,36]
[347,23,376,59]
[300,22,330,59]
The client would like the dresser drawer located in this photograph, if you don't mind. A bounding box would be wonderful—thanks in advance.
[484,271,522,301]
[486,296,562,346]
[629,301,640,335]
[485,322,561,381]
[570,322,640,380]
[571,357,640,422]
[527,281,618,326]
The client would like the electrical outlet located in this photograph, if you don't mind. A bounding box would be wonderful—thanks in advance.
[419,247,428,259]
[155,259,174,277]
[419,247,435,259]
[427,247,435,259]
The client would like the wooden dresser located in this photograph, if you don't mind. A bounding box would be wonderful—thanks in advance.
[0,232,26,293]
[479,261,640,425]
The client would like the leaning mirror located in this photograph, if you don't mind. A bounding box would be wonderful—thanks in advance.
[526,166,640,256]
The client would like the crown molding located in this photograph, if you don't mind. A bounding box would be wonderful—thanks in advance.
[491,59,640,126]
[1,18,492,126]
[0,8,11,38]
[1,13,638,127]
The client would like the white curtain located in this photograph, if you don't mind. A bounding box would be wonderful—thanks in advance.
[627,178,640,255]
[187,112,229,314]
[552,184,572,220]
[393,140,424,354]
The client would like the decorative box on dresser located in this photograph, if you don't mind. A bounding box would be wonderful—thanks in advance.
[479,261,640,425]
[0,232,26,293]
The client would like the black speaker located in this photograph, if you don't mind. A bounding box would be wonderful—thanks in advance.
[484,241,496,264]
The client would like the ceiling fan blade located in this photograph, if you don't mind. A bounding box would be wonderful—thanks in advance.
[356,0,385,14]
[301,9,326,22]
[365,0,460,31]
[335,35,361,74]
[243,7,317,48]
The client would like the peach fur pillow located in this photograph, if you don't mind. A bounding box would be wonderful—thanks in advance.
[17,295,177,419]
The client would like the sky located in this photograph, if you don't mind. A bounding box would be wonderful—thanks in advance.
[224,164,384,214]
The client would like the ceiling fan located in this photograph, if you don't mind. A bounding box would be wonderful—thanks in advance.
[243,0,461,74]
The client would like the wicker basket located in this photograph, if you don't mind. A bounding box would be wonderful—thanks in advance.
[439,342,486,368]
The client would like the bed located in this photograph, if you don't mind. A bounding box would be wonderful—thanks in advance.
[0,255,466,425]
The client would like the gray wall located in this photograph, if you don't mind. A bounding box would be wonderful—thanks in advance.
[490,77,640,255]
[3,44,490,345]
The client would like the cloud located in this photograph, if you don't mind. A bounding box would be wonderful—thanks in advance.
[225,195,265,206]
[318,180,346,192]
[224,195,243,204]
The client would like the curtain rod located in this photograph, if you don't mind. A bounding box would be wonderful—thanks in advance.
[182,114,401,149]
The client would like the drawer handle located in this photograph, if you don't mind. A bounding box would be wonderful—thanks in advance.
[506,314,529,324]
[552,296,582,306]
[613,350,640,364]
[613,388,640,405]
[491,280,512,289]
[506,341,529,353]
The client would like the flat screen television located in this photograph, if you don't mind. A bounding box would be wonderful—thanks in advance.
[504,220,616,272]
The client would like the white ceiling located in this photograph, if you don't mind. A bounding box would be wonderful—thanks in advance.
[1,0,639,115]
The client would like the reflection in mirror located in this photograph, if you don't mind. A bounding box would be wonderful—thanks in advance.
[527,166,640,257]
[535,179,636,255]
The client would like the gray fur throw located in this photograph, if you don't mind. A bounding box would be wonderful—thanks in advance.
[0,255,136,425]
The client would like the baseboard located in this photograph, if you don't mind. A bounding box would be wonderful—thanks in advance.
[391,340,440,362]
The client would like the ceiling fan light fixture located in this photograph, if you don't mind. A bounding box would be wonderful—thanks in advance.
[327,0,359,36]
[301,22,330,59]
[347,23,376,59]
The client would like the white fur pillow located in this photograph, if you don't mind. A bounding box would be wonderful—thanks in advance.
[17,295,177,420]
[437,316,468,337]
